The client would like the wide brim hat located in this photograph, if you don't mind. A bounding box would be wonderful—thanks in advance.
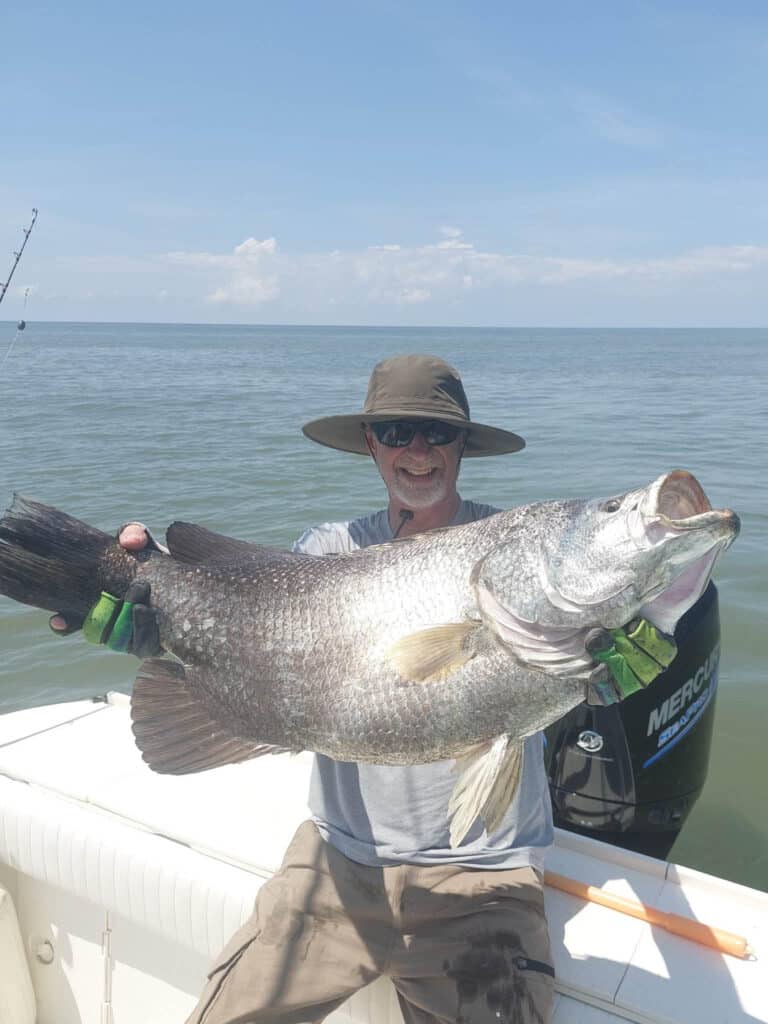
[302,354,525,457]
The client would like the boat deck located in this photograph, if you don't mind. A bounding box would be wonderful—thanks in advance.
[0,694,765,1024]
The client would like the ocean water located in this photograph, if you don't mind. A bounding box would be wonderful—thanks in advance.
[1,322,766,890]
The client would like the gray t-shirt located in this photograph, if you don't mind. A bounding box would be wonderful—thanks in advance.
[292,499,554,871]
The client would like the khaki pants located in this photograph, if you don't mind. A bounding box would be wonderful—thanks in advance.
[186,821,554,1024]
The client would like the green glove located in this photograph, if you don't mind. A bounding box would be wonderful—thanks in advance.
[585,618,677,701]
[54,581,162,658]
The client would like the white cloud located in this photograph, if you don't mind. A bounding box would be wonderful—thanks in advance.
[641,245,768,276]
[166,237,281,306]
[234,237,277,257]
[166,249,224,268]
[399,288,431,304]
[158,234,768,312]
[208,276,280,305]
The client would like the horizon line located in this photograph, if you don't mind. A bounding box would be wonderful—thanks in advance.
[1,319,767,331]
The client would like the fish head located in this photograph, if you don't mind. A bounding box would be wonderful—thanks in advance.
[543,470,739,631]
[475,471,740,636]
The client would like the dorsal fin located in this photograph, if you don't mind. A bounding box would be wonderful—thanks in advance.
[166,522,281,566]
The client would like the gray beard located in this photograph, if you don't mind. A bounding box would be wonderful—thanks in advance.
[389,469,449,510]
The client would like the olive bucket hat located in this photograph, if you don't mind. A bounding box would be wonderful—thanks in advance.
[301,354,525,457]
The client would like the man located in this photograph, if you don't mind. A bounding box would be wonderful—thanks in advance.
[51,354,672,1024]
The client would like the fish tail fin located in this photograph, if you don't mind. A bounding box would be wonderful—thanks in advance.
[448,734,524,848]
[0,494,123,616]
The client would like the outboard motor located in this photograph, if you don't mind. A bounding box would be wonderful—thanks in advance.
[544,582,720,859]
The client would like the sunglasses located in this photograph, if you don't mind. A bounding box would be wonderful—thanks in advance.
[370,419,464,448]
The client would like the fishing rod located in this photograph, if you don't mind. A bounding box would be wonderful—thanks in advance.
[0,208,38,308]
[0,209,38,371]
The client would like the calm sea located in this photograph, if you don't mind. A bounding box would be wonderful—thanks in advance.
[1,322,766,890]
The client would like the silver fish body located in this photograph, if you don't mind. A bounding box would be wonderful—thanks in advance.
[141,517,587,763]
[0,470,739,844]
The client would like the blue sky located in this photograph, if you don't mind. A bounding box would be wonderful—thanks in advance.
[2,1,767,325]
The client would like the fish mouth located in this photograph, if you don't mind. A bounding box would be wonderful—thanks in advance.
[642,469,740,540]
[637,470,740,632]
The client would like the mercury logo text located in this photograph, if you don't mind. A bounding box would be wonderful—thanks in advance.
[646,647,720,741]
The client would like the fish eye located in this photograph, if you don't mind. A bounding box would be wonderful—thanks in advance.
[602,498,622,513]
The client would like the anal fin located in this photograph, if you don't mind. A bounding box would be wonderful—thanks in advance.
[448,734,524,848]
[131,658,293,774]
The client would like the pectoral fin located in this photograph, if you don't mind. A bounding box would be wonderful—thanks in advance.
[448,734,524,847]
[387,621,484,682]
[131,658,294,773]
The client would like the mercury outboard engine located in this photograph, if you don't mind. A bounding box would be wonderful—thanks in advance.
[544,582,720,859]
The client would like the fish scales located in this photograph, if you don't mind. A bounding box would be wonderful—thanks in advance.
[0,472,739,844]
[135,513,571,761]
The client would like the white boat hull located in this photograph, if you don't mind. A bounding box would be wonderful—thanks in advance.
[0,694,765,1024]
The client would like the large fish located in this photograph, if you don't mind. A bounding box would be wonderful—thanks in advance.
[0,470,739,845]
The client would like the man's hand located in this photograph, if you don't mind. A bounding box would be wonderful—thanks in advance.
[585,618,677,705]
[49,523,163,658]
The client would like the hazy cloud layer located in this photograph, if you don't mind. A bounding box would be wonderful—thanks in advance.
[159,232,768,310]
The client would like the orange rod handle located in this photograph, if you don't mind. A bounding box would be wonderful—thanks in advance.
[544,870,751,959]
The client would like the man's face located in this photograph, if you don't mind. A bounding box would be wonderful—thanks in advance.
[366,422,465,510]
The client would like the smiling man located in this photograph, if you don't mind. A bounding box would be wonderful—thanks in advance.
[49,354,672,1024]
[176,355,556,1024]
[298,354,526,542]
[364,415,467,532]
[179,355,559,1024]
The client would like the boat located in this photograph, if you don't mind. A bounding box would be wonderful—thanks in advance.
[0,684,765,1024]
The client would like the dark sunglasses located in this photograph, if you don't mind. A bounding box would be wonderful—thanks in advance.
[370,419,464,448]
